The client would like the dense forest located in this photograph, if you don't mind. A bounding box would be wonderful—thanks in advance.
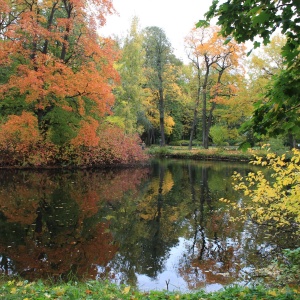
[0,0,299,167]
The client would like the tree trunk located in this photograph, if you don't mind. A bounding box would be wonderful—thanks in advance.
[203,68,223,149]
[204,102,216,149]
[158,77,166,147]
[288,134,296,149]
[188,107,198,150]
[42,2,58,54]
[202,91,208,149]
[188,67,202,150]
[202,69,210,149]
[60,2,72,61]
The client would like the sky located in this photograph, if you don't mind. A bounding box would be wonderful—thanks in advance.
[100,0,214,62]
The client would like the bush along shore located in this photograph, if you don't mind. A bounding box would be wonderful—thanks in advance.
[0,279,299,300]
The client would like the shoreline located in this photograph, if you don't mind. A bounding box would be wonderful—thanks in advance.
[0,277,298,299]
[0,147,292,169]
[146,146,268,162]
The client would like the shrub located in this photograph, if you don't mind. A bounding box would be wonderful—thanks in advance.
[146,146,171,157]
[0,115,148,167]
[70,125,148,166]
[168,140,199,147]
[279,248,300,286]
[210,125,229,146]
[221,149,300,235]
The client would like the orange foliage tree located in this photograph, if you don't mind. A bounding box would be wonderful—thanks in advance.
[0,0,118,124]
[0,112,46,165]
[185,26,245,149]
[0,0,148,167]
[0,112,41,151]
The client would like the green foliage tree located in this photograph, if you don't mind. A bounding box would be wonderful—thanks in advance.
[175,64,198,141]
[201,0,299,64]
[44,107,79,146]
[200,0,300,144]
[143,26,180,146]
[113,17,147,134]
[241,35,300,146]
[250,66,300,144]
[239,34,290,147]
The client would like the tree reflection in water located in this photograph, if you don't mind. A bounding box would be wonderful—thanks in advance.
[0,168,148,281]
[0,160,298,292]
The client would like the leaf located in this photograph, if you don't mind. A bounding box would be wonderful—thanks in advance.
[238,142,251,152]
[268,290,277,296]
[224,36,232,44]
[54,287,65,296]
[253,41,261,48]
[196,19,210,28]
[247,48,253,56]
[122,286,131,294]
[249,7,262,16]
[16,281,24,287]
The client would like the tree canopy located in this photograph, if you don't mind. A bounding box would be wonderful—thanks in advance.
[0,0,147,167]
[143,26,181,146]
[200,0,300,64]
[199,0,300,144]
[185,26,245,149]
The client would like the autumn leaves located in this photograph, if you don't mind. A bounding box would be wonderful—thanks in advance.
[0,0,145,166]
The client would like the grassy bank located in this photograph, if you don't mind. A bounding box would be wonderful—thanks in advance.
[1,279,299,300]
[146,146,268,161]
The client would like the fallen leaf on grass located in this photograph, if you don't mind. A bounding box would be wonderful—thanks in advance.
[122,286,130,294]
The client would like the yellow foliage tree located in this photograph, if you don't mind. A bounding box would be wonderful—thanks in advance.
[222,149,300,235]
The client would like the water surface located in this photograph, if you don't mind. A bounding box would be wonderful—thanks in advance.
[0,159,297,292]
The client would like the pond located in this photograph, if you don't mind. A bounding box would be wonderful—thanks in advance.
[0,159,298,292]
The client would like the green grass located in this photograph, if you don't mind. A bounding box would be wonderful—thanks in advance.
[0,279,299,300]
[146,146,271,161]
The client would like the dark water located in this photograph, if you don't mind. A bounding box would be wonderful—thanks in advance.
[0,159,298,292]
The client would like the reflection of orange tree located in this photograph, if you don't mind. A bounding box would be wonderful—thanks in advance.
[179,254,235,290]
[0,169,149,222]
[70,168,149,207]
[0,168,149,280]
[0,222,117,280]
[193,215,241,283]
[0,172,55,225]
